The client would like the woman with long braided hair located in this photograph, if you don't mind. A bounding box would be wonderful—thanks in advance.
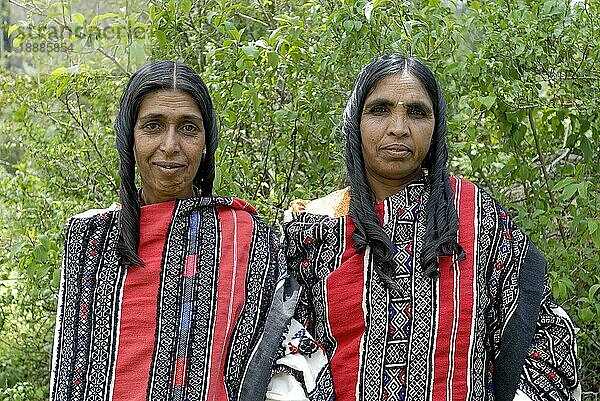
[50,61,332,401]
[285,54,580,401]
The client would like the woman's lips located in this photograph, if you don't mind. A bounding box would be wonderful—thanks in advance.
[153,161,186,174]
[380,144,412,158]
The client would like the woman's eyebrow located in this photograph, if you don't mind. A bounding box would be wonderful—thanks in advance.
[404,100,433,113]
[363,98,433,113]
[137,113,163,121]
[137,113,203,121]
[363,98,396,110]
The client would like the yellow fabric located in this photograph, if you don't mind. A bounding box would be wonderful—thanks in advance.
[289,187,351,218]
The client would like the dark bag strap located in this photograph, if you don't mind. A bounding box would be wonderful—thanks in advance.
[494,241,546,401]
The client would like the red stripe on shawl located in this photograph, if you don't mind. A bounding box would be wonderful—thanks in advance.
[454,178,476,398]
[326,218,365,400]
[205,207,253,399]
[112,201,175,401]
[183,254,197,277]
[172,357,188,387]
[228,197,258,215]
[432,177,476,401]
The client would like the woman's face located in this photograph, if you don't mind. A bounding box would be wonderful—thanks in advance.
[359,72,435,202]
[134,89,206,204]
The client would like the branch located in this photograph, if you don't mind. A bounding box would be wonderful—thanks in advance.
[237,12,270,28]
[252,127,275,202]
[96,47,130,77]
[276,119,298,211]
[527,109,567,246]
[64,95,118,193]
[8,0,45,15]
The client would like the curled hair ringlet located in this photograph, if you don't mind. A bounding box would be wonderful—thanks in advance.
[342,54,465,287]
[114,60,218,267]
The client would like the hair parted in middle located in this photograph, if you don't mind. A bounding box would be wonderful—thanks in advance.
[342,54,465,283]
[114,60,218,267]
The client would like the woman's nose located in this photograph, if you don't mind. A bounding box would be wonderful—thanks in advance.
[389,110,409,137]
[160,125,180,154]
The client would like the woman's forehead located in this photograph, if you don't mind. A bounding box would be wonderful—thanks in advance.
[364,73,431,104]
[137,89,202,119]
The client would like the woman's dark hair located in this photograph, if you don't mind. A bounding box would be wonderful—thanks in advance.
[343,54,464,281]
[115,60,218,266]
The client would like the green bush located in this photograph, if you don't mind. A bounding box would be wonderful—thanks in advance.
[1,0,598,398]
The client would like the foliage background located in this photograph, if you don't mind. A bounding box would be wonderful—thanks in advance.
[0,0,598,399]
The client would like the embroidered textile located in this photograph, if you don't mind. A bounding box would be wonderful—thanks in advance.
[284,176,579,401]
[50,196,333,401]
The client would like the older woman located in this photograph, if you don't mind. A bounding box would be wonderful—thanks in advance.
[285,55,580,401]
[50,61,332,401]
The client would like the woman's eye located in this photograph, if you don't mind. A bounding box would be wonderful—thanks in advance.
[181,124,200,133]
[144,122,161,130]
[408,107,426,117]
[370,106,388,114]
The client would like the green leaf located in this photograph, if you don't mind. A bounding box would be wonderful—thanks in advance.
[206,11,217,24]
[480,95,496,110]
[241,45,259,58]
[562,183,578,200]
[552,177,576,192]
[8,23,20,37]
[592,228,600,248]
[557,280,567,300]
[52,267,62,288]
[532,208,546,218]
[180,0,192,13]
[98,12,118,21]
[12,35,23,48]
[224,22,241,41]
[517,164,531,180]
[589,283,600,300]
[130,41,146,66]
[581,136,592,162]
[579,307,594,323]
[9,241,27,259]
[72,13,86,25]
[33,245,48,264]
[90,13,117,26]
[232,83,243,99]
[267,51,279,68]
[39,235,51,250]
[155,30,167,45]
[343,20,355,32]
[50,67,69,80]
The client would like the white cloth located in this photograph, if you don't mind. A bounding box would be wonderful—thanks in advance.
[266,318,329,400]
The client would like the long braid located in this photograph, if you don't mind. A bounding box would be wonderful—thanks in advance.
[115,68,143,267]
[116,121,142,266]
[420,77,464,277]
[194,111,218,196]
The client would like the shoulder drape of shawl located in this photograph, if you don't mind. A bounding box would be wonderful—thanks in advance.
[50,196,333,401]
[283,176,579,401]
